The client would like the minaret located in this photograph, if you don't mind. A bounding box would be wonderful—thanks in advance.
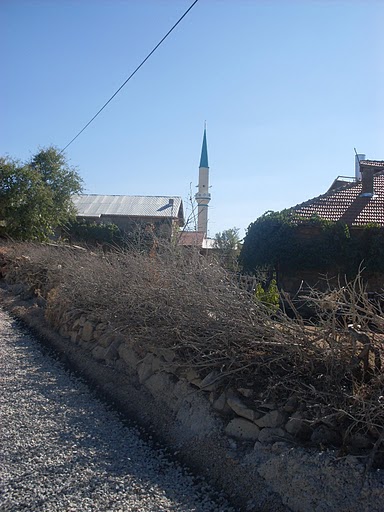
[195,126,211,235]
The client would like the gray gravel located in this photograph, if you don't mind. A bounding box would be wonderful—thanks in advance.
[0,308,235,512]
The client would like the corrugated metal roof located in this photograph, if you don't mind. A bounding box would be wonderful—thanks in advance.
[293,171,384,227]
[72,194,184,220]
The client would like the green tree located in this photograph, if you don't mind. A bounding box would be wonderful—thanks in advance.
[214,227,241,270]
[0,147,83,241]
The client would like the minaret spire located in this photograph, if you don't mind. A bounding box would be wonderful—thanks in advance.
[199,125,209,168]
[195,125,211,235]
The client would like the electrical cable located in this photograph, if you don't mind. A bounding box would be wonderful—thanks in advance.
[61,0,200,153]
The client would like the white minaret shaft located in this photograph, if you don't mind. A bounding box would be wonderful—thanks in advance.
[195,127,211,235]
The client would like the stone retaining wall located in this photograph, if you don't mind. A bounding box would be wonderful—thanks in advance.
[1,270,383,511]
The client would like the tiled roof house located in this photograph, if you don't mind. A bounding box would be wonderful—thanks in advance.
[292,160,384,226]
[276,159,384,293]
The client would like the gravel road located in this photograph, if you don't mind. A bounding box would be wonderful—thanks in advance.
[0,308,236,512]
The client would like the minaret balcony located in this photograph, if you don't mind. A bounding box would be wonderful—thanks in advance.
[195,192,211,201]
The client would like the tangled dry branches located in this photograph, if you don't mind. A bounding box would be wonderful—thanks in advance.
[1,241,383,460]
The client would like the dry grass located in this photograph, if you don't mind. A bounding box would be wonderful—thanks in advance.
[1,241,384,460]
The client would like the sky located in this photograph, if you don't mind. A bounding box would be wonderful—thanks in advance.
[1,0,383,238]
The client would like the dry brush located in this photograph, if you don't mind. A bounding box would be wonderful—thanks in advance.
[1,241,383,464]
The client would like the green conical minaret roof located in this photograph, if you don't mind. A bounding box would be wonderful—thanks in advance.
[199,128,209,168]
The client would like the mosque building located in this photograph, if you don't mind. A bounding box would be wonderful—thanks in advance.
[73,126,215,249]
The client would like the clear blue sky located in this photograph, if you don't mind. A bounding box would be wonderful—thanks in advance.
[2,0,383,237]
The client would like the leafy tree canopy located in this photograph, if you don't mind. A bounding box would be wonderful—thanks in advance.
[214,227,240,251]
[214,227,241,270]
[0,147,83,241]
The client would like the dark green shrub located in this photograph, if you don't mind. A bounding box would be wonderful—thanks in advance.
[66,220,122,246]
[240,210,384,278]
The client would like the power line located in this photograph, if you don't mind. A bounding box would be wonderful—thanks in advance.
[61,0,200,153]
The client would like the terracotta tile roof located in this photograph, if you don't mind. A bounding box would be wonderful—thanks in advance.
[177,231,205,247]
[360,160,384,168]
[327,177,355,192]
[177,232,216,249]
[292,171,384,227]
